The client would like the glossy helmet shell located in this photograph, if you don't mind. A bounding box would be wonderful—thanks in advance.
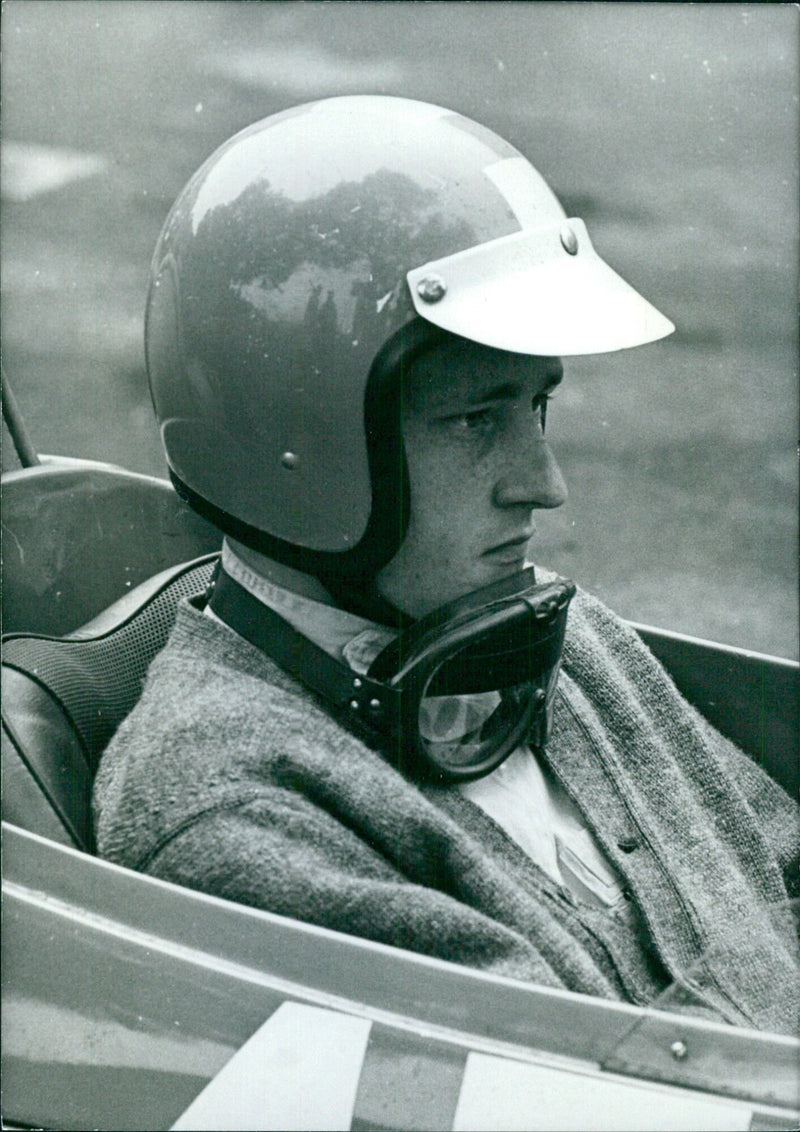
[146,95,672,576]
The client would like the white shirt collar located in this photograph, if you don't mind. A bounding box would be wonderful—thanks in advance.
[213,540,395,674]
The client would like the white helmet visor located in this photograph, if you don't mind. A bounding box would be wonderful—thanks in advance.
[407,218,674,357]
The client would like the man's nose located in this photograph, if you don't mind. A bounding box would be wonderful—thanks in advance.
[492,435,568,510]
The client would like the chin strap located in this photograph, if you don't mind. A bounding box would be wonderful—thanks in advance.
[206,565,400,742]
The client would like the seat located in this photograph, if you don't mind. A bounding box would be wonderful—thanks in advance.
[2,555,218,851]
[2,459,221,636]
[2,459,221,850]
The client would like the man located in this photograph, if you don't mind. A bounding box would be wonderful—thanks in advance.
[94,96,797,1034]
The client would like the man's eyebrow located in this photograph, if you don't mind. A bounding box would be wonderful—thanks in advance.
[465,381,523,405]
[465,369,564,406]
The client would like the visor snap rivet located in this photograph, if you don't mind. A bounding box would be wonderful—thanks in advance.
[559,225,579,256]
[417,275,447,303]
[281,451,299,469]
[670,1040,688,1062]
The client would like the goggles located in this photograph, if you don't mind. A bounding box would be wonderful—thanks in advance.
[208,565,575,783]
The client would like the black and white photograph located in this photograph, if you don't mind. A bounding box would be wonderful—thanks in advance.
[2,3,798,1129]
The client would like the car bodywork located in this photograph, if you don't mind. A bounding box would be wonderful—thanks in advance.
[2,458,798,1131]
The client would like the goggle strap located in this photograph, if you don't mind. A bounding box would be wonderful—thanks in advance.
[207,566,400,732]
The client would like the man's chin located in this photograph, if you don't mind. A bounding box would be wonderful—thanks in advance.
[376,557,533,621]
[480,547,531,573]
[430,562,533,615]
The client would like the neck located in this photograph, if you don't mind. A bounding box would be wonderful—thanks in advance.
[225,538,336,606]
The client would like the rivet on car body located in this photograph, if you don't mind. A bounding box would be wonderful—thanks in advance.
[281,451,299,469]
[560,225,579,255]
[417,275,447,303]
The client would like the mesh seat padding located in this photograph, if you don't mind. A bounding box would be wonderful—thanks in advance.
[3,556,217,774]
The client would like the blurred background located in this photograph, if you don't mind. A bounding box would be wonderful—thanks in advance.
[2,1,797,656]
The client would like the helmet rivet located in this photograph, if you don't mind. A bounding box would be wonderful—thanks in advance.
[670,1040,688,1061]
[281,451,299,469]
[560,225,579,255]
[417,275,447,303]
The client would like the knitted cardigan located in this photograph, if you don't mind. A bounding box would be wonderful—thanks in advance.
[93,585,799,1034]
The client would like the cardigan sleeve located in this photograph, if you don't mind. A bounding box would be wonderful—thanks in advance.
[696,714,800,898]
[142,793,574,988]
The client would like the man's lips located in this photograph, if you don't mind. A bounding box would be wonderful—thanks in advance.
[482,530,535,557]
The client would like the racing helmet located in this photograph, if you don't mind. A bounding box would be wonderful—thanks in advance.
[146,95,673,578]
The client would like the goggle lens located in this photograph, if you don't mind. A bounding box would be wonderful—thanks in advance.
[367,570,576,782]
[417,678,536,774]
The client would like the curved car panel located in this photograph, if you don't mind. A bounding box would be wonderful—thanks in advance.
[3,822,798,1131]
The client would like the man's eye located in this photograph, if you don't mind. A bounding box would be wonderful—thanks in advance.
[451,409,494,431]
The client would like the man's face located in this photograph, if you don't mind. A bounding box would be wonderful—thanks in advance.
[375,338,568,619]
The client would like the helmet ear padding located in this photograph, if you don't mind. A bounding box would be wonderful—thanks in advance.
[315,320,450,619]
[358,319,449,567]
[168,320,445,587]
